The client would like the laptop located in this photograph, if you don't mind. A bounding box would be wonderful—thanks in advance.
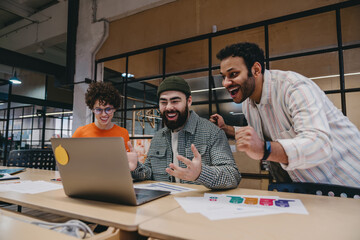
[50,137,170,206]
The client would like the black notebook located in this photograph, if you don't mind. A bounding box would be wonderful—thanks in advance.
[0,173,20,181]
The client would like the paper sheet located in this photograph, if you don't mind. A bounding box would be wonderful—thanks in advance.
[134,182,195,194]
[175,193,308,220]
[0,181,63,194]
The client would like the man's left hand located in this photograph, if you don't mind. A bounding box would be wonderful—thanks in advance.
[166,144,202,181]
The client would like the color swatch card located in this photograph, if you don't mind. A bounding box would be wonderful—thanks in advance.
[175,193,308,220]
[205,193,308,215]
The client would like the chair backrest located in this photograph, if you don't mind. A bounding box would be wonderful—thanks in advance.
[268,182,360,199]
[7,149,56,170]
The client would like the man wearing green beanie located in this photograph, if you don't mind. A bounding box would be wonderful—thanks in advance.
[128,76,241,189]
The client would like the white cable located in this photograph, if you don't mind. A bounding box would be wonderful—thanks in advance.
[32,219,94,238]
[2,212,95,239]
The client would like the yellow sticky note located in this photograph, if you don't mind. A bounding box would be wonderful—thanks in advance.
[55,145,69,165]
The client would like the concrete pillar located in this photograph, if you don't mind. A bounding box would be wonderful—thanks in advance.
[72,0,175,133]
[72,0,108,133]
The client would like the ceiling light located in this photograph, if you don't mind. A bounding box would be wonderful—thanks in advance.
[20,111,73,118]
[230,112,244,116]
[309,72,360,80]
[36,43,45,54]
[189,72,360,95]
[191,87,225,93]
[122,73,134,78]
[9,70,22,84]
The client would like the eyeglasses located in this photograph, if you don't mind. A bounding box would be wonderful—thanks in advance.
[92,107,116,115]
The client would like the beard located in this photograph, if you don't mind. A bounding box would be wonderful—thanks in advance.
[161,104,189,131]
[230,74,256,104]
[239,75,256,103]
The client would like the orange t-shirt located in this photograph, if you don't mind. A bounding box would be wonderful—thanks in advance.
[72,123,130,151]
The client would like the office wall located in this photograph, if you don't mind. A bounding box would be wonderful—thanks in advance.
[46,75,73,104]
[96,0,348,59]
[92,0,360,190]
[0,70,45,100]
[96,0,360,128]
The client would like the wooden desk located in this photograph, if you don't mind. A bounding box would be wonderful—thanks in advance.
[0,168,181,232]
[5,168,358,239]
[0,209,78,240]
[0,208,120,240]
[0,166,60,181]
[139,188,360,240]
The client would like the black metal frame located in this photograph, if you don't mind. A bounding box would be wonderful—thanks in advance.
[0,48,65,80]
[0,105,72,165]
[94,1,360,181]
[0,0,80,166]
[0,73,73,165]
[65,0,79,85]
[96,0,360,124]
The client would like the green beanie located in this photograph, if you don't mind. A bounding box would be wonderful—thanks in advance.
[157,76,191,97]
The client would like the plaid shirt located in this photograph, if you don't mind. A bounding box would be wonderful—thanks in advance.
[131,111,241,189]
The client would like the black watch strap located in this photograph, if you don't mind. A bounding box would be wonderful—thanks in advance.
[262,141,271,160]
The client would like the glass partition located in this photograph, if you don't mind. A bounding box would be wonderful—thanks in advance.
[96,2,360,143]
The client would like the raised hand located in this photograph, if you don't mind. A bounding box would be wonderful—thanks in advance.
[235,126,264,160]
[209,113,225,129]
[166,144,202,181]
[127,141,139,171]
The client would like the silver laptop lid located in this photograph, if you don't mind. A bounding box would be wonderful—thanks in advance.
[51,137,138,205]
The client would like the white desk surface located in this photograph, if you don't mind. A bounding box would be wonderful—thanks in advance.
[0,168,184,231]
[0,209,79,240]
[2,167,359,240]
[138,187,360,240]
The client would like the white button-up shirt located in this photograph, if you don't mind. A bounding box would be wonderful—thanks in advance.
[243,69,360,187]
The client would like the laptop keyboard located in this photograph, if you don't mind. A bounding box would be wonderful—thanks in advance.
[136,193,150,200]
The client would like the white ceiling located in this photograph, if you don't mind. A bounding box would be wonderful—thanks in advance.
[0,0,67,68]
[0,0,175,74]
[0,0,58,25]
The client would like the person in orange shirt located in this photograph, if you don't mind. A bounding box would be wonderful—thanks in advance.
[72,82,130,151]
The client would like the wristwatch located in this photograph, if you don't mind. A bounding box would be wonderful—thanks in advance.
[262,141,271,160]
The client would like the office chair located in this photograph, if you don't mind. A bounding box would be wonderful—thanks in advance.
[7,149,56,170]
[2,149,56,212]
[268,182,360,199]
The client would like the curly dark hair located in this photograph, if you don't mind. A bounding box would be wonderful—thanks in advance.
[216,42,265,76]
[85,82,121,109]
